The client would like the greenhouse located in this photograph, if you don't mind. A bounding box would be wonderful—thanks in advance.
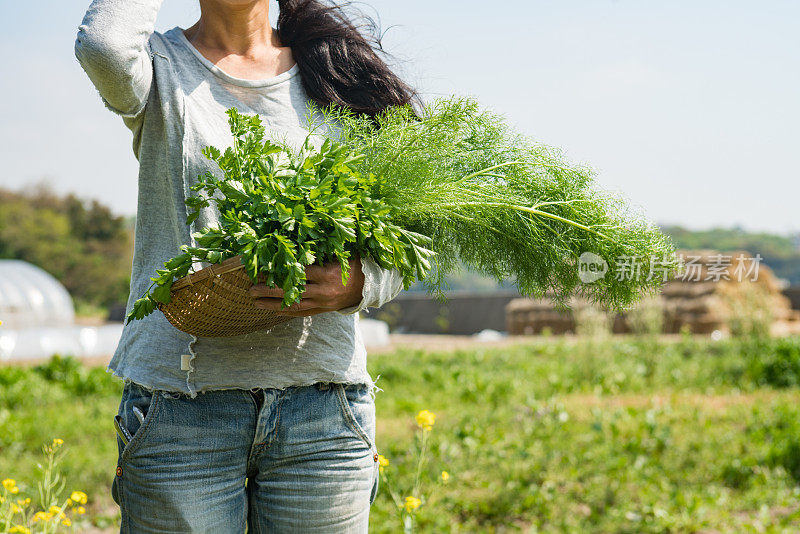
[0,260,122,361]
[0,260,75,328]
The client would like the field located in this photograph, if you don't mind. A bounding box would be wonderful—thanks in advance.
[2,335,800,532]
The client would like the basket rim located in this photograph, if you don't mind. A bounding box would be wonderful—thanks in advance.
[170,255,245,291]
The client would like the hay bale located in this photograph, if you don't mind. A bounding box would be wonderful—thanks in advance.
[506,249,798,337]
[661,249,794,334]
[505,296,581,335]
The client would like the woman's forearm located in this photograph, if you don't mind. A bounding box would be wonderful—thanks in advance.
[337,256,404,315]
[74,0,164,116]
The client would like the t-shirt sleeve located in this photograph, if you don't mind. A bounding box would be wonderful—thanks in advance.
[337,255,404,316]
[74,0,163,118]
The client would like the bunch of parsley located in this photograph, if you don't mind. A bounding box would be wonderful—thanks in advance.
[126,108,432,323]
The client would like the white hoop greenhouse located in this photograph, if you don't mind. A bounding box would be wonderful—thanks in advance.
[0,260,122,361]
[0,260,75,328]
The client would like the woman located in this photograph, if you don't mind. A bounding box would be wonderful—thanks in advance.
[75,0,415,531]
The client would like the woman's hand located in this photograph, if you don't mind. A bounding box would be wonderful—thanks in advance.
[249,256,365,317]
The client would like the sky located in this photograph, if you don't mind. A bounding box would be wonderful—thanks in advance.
[1,0,798,233]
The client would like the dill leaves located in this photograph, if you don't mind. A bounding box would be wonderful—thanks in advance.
[323,97,677,309]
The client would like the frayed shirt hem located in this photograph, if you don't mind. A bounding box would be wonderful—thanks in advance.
[106,363,377,400]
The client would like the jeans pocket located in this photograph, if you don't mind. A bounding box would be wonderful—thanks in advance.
[334,383,376,452]
[115,381,161,461]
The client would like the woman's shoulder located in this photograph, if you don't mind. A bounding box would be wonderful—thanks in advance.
[146,27,192,61]
[144,26,219,93]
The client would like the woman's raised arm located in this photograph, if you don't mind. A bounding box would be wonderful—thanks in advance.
[74,0,163,117]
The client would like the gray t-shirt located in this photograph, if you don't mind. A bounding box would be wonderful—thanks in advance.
[74,0,402,398]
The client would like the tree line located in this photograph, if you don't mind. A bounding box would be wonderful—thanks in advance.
[0,185,132,310]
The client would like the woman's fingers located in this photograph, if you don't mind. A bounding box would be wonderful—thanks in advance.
[254,297,319,313]
[249,284,285,298]
[272,308,329,318]
[250,256,362,313]
[250,283,327,300]
[305,262,353,284]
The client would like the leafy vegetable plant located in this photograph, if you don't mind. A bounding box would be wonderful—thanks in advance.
[127,98,676,325]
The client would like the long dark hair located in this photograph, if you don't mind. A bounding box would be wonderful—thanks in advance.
[276,0,418,117]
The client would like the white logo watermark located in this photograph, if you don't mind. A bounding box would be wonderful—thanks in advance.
[578,252,608,283]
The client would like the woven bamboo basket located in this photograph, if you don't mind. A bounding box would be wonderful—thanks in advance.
[159,256,295,337]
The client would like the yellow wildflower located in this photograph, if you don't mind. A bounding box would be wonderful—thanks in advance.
[70,490,88,505]
[52,438,64,448]
[9,526,31,534]
[77,506,86,515]
[17,498,31,506]
[441,470,450,483]
[10,502,21,514]
[403,496,422,513]
[2,478,17,491]
[62,518,72,527]
[32,511,52,522]
[66,498,73,507]
[377,454,389,473]
[49,505,63,515]
[415,410,436,431]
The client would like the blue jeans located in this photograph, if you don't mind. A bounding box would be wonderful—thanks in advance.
[111,381,380,533]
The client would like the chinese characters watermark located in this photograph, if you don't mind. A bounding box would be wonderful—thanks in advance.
[577,252,763,284]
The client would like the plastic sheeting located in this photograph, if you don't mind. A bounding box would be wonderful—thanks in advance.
[0,324,123,362]
[0,320,394,361]
[358,318,390,346]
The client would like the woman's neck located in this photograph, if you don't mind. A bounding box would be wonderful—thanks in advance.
[190,1,275,55]
[185,0,294,79]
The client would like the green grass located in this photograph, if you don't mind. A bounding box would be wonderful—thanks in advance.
[2,336,800,532]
